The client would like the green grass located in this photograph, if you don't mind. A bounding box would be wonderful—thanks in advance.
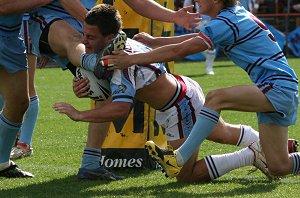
[0,58,300,197]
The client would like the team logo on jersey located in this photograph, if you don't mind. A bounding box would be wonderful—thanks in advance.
[113,84,127,94]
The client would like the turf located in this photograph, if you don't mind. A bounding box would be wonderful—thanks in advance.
[0,58,299,198]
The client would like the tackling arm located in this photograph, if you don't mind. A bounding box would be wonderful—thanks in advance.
[0,0,53,15]
[124,0,200,30]
[103,35,209,69]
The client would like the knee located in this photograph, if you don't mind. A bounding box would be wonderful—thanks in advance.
[267,160,291,176]
[205,90,224,109]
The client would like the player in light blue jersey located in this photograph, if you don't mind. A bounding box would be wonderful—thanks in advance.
[52,4,294,183]
[0,0,54,178]
[104,0,299,179]
[25,0,201,74]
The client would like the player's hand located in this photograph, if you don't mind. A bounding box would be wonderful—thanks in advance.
[73,77,90,98]
[52,102,81,121]
[102,50,133,70]
[174,5,201,31]
[133,32,158,48]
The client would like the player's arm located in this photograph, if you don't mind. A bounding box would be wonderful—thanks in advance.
[133,32,199,48]
[0,0,53,15]
[53,101,132,123]
[105,36,210,69]
[59,0,88,23]
[124,0,200,31]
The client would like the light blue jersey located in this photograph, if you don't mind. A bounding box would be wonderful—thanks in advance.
[198,6,298,125]
[30,0,96,33]
[0,14,27,73]
[110,39,167,103]
[199,6,298,90]
[0,14,23,36]
[23,0,97,68]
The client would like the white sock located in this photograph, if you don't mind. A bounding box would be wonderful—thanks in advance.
[236,125,259,147]
[205,49,215,71]
[204,147,254,179]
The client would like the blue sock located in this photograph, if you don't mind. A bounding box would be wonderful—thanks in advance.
[177,107,220,164]
[80,53,98,72]
[81,147,102,169]
[0,95,3,110]
[0,113,21,163]
[19,96,39,145]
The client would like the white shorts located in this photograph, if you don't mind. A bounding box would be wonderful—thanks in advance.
[156,75,205,141]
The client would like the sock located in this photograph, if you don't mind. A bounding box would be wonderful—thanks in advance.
[0,113,21,164]
[19,95,39,145]
[205,49,215,72]
[176,107,220,166]
[80,147,102,169]
[80,53,98,72]
[236,125,259,147]
[291,152,300,174]
[204,147,254,179]
[0,95,3,110]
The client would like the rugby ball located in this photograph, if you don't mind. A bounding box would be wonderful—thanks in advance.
[76,67,111,101]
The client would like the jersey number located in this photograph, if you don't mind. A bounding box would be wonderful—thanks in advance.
[249,14,276,42]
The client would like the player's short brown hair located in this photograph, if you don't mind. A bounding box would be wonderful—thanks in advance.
[85,4,122,37]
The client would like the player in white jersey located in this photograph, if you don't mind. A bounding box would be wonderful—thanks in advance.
[52,4,292,182]
[104,0,299,179]
[0,0,54,178]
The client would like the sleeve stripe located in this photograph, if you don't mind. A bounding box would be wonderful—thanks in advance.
[195,32,214,50]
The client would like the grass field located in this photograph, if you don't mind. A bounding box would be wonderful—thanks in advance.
[0,58,300,198]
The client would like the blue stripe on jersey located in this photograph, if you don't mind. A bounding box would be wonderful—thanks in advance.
[245,51,283,74]
[225,26,262,52]
[216,16,239,42]
[0,14,23,35]
[260,74,298,84]
[0,23,22,32]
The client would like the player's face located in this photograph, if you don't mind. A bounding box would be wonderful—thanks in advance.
[82,22,107,54]
[194,0,216,16]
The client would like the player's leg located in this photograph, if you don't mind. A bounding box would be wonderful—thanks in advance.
[0,95,3,110]
[47,19,85,67]
[207,117,259,147]
[257,84,299,176]
[258,124,292,176]
[78,100,124,180]
[0,68,33,178]
[11,54,39,159]
[175,85,274,166]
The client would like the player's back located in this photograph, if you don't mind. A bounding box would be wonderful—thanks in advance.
[202,6,297,89]
[110,38,179,109]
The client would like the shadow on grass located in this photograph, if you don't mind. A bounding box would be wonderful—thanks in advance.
[0,170,284,198]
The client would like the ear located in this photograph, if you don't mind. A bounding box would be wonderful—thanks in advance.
[105,33,116,44]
